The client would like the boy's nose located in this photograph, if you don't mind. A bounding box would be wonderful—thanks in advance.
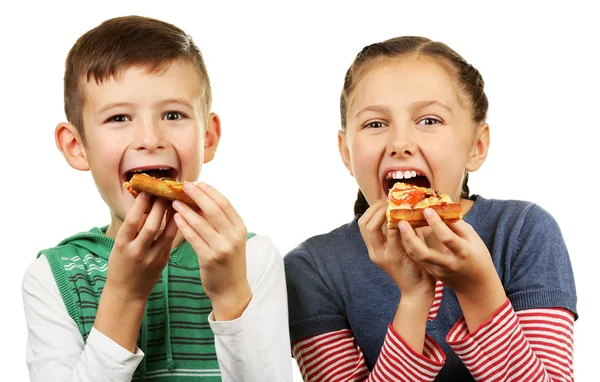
[387,125,416,158]
[132,120,165,151]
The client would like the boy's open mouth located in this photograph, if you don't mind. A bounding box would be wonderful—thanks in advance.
[385,170,431,193]
[124,167,177,183]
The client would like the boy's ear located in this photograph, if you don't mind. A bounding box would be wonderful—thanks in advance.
[203,112,221,163]
[55,122,90,171]
[465,123,490,173]
[338,130,354,176]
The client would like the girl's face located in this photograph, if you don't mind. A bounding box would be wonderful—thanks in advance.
[338,56,489,207]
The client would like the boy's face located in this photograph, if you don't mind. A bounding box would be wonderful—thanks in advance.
[76,60,219,224]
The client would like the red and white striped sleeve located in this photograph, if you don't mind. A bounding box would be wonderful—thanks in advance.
[292,325,445,382]
[427,280,444,321]
[446,298,574,381]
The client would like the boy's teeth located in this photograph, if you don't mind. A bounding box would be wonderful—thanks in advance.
[387,170,421,180]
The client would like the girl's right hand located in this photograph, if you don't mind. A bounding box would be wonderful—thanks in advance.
[358,199,436,302]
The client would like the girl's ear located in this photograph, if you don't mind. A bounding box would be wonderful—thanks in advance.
[55,122,90,171]
[465,123,490,173]
[338,130,354,176]
[203,112,221,163]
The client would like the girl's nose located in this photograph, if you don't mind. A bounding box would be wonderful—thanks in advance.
[387,125,416,158]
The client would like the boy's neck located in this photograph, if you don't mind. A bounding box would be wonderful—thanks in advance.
[105,214,186,249]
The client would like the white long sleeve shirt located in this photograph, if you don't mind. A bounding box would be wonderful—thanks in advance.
[22,235,292,382]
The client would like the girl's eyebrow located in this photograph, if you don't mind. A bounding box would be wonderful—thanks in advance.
[410,100,453,114]
[354,105,390,119]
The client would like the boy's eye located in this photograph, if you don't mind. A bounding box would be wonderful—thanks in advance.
[163,111,185,121]
[107,115,130,123]
[364,121,386,129]
[418,117,441,126]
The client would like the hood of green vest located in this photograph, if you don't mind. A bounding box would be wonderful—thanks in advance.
[37,226,114,260]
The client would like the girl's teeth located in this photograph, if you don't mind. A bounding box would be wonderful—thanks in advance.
[386,170,422,179]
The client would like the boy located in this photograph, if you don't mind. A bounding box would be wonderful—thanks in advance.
[22,16,291,381]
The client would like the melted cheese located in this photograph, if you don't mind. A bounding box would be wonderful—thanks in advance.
[387,182,454,210]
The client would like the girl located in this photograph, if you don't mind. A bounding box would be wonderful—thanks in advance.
[284,36,577,381]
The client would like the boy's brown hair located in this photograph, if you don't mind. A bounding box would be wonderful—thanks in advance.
[64,15,211,141]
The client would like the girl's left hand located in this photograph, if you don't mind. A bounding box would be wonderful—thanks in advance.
[398,208,506,327]
[172,182,251,321]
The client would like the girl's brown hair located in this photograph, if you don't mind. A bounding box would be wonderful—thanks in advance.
[340,36,489,216]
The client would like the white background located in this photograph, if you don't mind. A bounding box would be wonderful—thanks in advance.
[1,0,598,380]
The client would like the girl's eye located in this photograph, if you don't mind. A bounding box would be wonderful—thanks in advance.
[364,121,386,129]
[163,111,185,121]
[418,117,441,126]
[107,115,130,123]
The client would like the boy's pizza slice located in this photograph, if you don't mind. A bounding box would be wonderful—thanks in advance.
[124,173,197,207]
[386,182,462,229]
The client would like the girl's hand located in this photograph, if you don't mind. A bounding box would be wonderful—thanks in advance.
[358,200,436,302]
[172,182,251,321]
[399,208,506,329]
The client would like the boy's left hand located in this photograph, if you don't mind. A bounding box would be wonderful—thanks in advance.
[172,182,251,321]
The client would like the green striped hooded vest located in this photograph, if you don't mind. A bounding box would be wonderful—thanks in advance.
[38,226,256,381]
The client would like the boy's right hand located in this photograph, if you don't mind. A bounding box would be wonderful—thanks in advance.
[358,199,435,303]
[106,192,178,301]
[95,192,178,352]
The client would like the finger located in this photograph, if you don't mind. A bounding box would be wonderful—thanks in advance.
[154,208,178,252]
[173,211,211,254]
[182,182,232,234]
[195,182,244,228]
[118,192,152,242]
[172,199,224,246]
[399,221,454,269]
[423,208,466,255]
[359,201,388,254]
[136,198,170,244]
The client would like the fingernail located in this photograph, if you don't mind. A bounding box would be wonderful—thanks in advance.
[424,208,434,218]
[184,182,194,192]
[172,200,182,209]
[398,221,409,232]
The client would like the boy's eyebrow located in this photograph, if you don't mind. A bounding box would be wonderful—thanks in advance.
[354,105,390,119]
[409,100,453,114]
[97,102,132,114]
[159,99,194,109]
[96,99,195,114]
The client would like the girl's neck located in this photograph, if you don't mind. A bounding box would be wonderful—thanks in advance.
[460,197,475,217]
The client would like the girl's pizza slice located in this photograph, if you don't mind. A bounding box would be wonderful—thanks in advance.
[386,182,462,229]
[124,173,197,207]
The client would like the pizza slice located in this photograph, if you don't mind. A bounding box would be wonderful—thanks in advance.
[124,173,197,207]
[386,182,462,229]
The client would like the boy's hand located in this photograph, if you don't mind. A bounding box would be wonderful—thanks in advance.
[106,192,178,301]
[172,182,251,321]
[96,192,178,352]
[398,208,506,330]
[359,199,436,304]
